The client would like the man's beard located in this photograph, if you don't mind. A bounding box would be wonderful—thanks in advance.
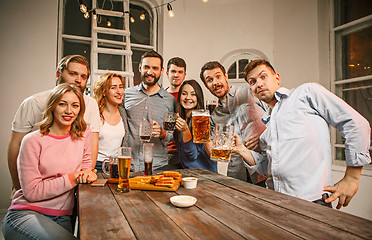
[141,73,160,87]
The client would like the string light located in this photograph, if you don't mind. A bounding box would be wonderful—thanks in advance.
[84,12,90,19]
[130,14,135,23]
[140,13,146,21]
[107,17,111,27]
[92,9,97,20]
[79,0,87,13]
[167,3,174,18]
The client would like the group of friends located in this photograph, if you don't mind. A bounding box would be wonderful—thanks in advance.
[2,50,371,239]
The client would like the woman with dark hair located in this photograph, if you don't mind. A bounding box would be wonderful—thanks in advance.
[2,83,97,239]
[93,73,128,172]
[175,80,217,172]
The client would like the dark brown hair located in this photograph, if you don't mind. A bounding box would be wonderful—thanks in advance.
[243,59,276,81]
[200,61,226,84]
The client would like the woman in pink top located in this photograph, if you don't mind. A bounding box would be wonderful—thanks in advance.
[2,83,97,239]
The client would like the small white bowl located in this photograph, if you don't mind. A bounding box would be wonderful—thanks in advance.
[170,195,197,208]
[182,177,198,189]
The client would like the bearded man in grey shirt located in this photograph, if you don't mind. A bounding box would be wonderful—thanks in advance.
[124,50,176,171]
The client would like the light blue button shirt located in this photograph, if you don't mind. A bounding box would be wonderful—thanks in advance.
[246,83,371,201]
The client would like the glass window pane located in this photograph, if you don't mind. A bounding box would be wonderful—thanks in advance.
[63,39,91,63]
[336,80,372,147]
[337,25,372,80]
[228,62,237,79]
[334,0,372,27]
[132,48,148,86]
[238,59,249,79]
[129,4,152,45]
[63,0,91,37]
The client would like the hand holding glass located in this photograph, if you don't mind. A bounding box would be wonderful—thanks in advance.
[211,124,234,162]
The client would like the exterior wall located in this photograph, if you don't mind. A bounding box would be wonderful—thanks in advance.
[0,0,370,221]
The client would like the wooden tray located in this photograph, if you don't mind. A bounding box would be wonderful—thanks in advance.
[107,178,180,192]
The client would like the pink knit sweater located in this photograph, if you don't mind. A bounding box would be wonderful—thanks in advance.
[9,129,92,216]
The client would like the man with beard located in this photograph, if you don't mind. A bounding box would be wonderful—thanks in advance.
[8,55,100,191]
[200,61,267,183]
[124,50,176,171]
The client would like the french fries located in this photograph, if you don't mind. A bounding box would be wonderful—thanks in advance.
[128,171,182,188]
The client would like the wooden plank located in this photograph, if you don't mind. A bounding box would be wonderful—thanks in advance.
[78,174,136,239]
[179,175,362,240]
[109,184,190,240]
[187,169,372,239]
[145,191,247,240]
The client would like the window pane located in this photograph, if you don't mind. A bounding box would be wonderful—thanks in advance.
[334,0,372,27]
[336,80,372,149]
[238,59,249,79]
[130,4,152,45]
[63,0,91,37]
[132,48,148,86]
[337,25,372,80]
[63,39,91,63]
[228,62,237,79]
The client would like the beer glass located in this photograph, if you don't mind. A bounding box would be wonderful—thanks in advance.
[163,112,177,132]
[211,124,234,162]
[206,100,217,115]
[139,120,152,143]
[143,143,154,176]
[192,109,210,143]
[117,147,131,193]
[102,156,118,179]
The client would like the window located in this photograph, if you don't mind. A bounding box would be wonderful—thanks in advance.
[58,0,157,94]
[331,0,372,165]
[221,50,268,85]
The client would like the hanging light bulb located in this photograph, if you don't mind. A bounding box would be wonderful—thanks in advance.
[107,17,111,27]
[202,0,209,2]
[167,3,174,18]
[84,12,90,19]
[140,13,146,21]
[79,0,87,13]
[130,14,135,23]
[92,9,97,20]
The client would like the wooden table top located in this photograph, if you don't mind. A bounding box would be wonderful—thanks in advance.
[77,168,372,240]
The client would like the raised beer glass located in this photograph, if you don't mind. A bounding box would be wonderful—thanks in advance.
[206,100,217,115]
[117,147,131,193]
[143,143,154,176]
[211,124,234,162]
[139,120,152,143]
[192,109,210,143]
[163,112,177,132]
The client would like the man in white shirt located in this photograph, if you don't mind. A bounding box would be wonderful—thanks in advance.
[8,55,100,190]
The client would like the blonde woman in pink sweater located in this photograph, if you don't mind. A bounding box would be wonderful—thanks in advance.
[2,83,97,239]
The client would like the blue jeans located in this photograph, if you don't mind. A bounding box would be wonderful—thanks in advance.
[2,209,77,240]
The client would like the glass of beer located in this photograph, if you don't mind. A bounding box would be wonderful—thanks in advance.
[206,100,217,115]
[163,112,177,132]
[143,143,154,176]
[192,109,210,143]
[211,124,234,162]
[139,120,152,143]
[117,147,131,193]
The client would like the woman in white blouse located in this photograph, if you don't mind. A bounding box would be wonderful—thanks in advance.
[93,73,128,172]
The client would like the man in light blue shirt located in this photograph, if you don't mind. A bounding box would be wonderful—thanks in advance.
[124,50,176,171]
[233,59,371,209]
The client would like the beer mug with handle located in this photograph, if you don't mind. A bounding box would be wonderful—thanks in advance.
[211,124,234,162]
[102,156,118,178]
[192,109,210,143]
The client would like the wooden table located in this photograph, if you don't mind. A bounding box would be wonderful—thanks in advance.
[78,168,372,239]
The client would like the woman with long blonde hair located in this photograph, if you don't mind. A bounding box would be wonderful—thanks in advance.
[2,83,97,239]
[93,73,128,172]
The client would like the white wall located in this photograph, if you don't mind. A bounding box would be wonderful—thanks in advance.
[0,0,371,221]
[0,0,58,209]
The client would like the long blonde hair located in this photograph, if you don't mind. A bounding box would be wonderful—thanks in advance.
[39,83,87,139]
[93,73,125,121]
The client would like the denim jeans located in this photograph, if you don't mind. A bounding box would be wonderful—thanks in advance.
[2,209,77,240]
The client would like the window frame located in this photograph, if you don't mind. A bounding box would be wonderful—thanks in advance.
[57,0,158,93]
[330,0,372,169]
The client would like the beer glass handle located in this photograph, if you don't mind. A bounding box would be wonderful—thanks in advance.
[102,159,110,176]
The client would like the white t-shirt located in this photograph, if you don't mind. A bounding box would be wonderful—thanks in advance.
[97,120,125,162]
[12,90,101,133]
